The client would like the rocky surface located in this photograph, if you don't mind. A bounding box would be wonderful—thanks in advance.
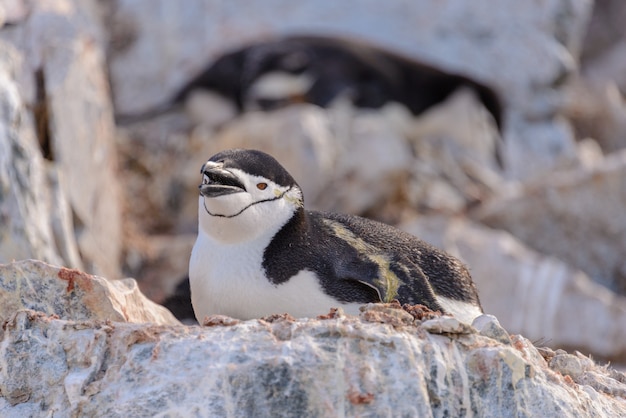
[107,0,592,181]
[0,0,30,27]
[1,260,622,416]
[2,0,626,381]
[0,42,64,268]
[0,260,179,325]
[0,0,122,279]
[475,149,626,294]
[402,216,626,364]
[581,0,626,94]
[0,302,624,417]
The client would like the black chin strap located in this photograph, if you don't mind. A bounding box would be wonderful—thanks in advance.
[203,186,293,218]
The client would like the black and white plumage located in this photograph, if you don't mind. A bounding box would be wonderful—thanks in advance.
[189,149,483,323]
[174,35,503,130]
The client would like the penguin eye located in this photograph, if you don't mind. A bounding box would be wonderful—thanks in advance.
[256,183,268,190]
[202,175,210,185]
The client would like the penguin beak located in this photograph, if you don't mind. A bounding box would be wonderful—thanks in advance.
[199,167,246,197]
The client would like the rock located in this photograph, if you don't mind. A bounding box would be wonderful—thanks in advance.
[404,89,505,214]
[0,0,30,27]
[1,306,625,416]
[401,215,626,364]
[0,0,123,279]
[550,351,595,380]
[421,316,474,335]
[581,0,626,94]
[1,262,624,415]
[550,350,626,398]
[44,39,122,279]
[0,42,64,267]
[126,233,196,303]
[409,88,502,169]
[473,314,512,345]
[115,111,196,235]
[359,302,416,328]
[475,149,626,294]
[319,102,414,214]
[0,259,179,325]
[45,165,85,271]
[565,78,626,153]
[568,0,626,153]
[38,3,121,279]
[203,314,241,327]
[184,89,238,128]
[107,0,592,180]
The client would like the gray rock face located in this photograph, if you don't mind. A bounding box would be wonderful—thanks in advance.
[475,149,626,294]
[402,216,626,364]
[0,260,179,325]
[107,0,592,180]
[582,0,626,94]
[0,0,122,279]
[0,0,30,27]
[1,304,625,417]
[3,0,625,396]
[0,42,63,267]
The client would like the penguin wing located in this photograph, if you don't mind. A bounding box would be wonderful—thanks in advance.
[328,256,385,303]
[319,214,444,308]
[331,245,442,307]
[317,212,483,322]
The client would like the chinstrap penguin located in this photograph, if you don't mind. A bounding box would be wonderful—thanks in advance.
[120,36,502,134]
[175,35,502,130]
[189,149,483,323]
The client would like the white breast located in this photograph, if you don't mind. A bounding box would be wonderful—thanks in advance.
[435,295,483,325]
[189,231,362,322]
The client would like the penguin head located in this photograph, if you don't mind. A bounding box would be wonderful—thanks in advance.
[197,149,303,243]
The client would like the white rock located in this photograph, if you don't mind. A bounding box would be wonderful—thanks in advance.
[44,164,84,271]
[565,79,626,153]
[107,0,592,179]
[0,259,180,325]
[503,115,579,182]
[0,308,625,416]
[581,0,626,94]
[0,0,30,27]
[421,316,474,335]
[320,103,414,214]
[0,0,123,279]
[184,89,238,128]
[402,215,626,363]
[1,261,624,415]
[405,89,506,214]
[473,314,512,345]
[43,11,122,279]
[475,149,626,293]
[409,88,502,169]
[0,42,64,267]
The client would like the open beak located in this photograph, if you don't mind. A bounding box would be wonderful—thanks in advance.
[199,166,246,197]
